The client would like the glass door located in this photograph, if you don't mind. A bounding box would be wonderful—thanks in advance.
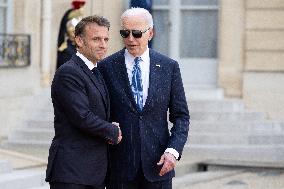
[152,0,219,88]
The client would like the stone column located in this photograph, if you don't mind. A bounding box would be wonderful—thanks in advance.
[41,0,52,86]
[91,0,124,54]
[169,0,180,61]
[218,0,245,97]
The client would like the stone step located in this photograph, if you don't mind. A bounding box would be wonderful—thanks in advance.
[200,159,284,172]
[0,160,12,174]
[188,133,284,145]
[191,111,266,121]
[0,143,49,160]
[23,111,53,122]
[190,121,284,133]
[29,184,49,189]
[25,114,53,122]
[173,170,241,189]
[185,88,224,100]
[183,144,284,162]
[8,129,54,143]
[7,140,51,147]
[7,120,53,147]
[30,108,53,115]
[175,158,200,177]
[22,91,53,117]
[0,169,45,189]
[189,99,245,112]
[27,120,53,129]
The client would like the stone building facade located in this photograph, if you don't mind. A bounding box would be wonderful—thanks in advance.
[0,0,283,138]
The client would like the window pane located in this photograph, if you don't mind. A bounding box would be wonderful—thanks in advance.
[180,10,218,58]
[0,35,31,67]
[0,8,6,33]
[181,0,218,6]
[152,10,169,55]
[153,0,169,6]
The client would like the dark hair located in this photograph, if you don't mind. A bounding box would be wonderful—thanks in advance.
[75,15,110,37]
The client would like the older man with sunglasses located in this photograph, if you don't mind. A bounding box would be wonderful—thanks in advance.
[98,7,190,189]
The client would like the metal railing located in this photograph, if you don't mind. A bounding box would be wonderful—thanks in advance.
[0,34,31,68]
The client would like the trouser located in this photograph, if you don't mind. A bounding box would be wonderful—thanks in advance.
[106,167,172,189]
[49,182,104,189]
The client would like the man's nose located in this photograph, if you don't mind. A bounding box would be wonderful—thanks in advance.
[100,39,107,48]
[127,32,134,41]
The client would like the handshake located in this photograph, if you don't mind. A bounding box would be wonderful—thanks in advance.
[109,122,122,145]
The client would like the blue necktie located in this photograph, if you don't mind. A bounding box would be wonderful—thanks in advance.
[132,57,143,111]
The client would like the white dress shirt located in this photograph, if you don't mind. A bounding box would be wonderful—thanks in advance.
[124,48,150,107]
[124,48,179,160]
[76,51,96,70]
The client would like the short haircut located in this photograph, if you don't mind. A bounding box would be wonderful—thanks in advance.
[75,15,110,37]
[121,7,153,28]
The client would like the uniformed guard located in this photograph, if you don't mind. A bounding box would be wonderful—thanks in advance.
[56,0,85,69]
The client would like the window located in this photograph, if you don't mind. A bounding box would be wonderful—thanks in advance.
[0,0,13,33]
[0,34,31,67]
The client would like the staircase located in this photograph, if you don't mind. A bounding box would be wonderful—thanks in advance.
[5,88,284,174]
[183,91,284,165]
[172,89,284,189]
[7,88,54,149]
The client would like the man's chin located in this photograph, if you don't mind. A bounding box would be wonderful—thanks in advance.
[126,49,139,56]
[96,55,106,61]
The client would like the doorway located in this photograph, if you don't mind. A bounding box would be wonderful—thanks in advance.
[152,0,219,88]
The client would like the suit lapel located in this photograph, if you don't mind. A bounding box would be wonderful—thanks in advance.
[73,55,108,109]
[113,50,139,111]
[113,50,163,113]
[143,50,162,112]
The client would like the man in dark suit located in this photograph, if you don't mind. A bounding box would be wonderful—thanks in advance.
[98,8,190,189]
[46,15,122,189]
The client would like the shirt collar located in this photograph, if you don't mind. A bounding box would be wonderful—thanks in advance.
[124,48,150,64]
[76,51,96,70]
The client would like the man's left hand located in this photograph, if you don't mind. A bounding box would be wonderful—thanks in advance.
[157,152,177,176]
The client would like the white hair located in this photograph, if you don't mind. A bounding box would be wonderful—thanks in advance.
[121,7,154,28]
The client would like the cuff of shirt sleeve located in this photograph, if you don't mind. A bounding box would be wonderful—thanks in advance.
[165,148,179,160]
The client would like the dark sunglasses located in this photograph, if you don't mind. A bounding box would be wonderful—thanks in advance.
[120,28,150,38]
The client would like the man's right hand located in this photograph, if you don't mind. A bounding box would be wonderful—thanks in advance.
[111,122,122,144]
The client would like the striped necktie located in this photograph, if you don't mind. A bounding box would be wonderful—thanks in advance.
[132,57,143,111]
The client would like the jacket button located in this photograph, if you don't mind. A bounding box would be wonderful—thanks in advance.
[139,116,143,120]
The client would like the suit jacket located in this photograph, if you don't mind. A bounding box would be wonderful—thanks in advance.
[46,55,119,186]
[98,49,190,182]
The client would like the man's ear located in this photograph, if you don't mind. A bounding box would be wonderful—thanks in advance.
[74,36,83,48]
[148,28,154,41]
